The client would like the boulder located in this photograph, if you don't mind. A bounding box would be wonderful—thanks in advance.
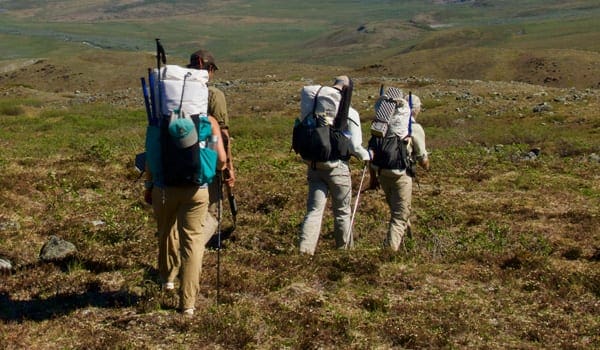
[39,235,77,262]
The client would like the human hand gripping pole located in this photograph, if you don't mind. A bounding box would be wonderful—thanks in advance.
[223,168,238,229]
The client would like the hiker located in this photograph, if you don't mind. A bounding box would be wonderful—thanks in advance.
[157,49,237,295]
[142,46,228,315]
[368,91,430,251]
[297,76,371,255]
[144,113,227,316]
[187,49,236,231]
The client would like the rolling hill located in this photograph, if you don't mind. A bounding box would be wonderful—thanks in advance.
[1,0,600,89]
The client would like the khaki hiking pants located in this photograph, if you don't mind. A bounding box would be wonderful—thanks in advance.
[379,171,412,251]
[299,161,352,255]
[152,185,210,310]
[163,178,222,285]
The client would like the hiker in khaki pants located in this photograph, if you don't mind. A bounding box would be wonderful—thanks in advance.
[369,93,430,251]
[145,116,227,316]
[161,49,236,297]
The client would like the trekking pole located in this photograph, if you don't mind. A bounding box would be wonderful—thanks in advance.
[148,68,158,123]
[345,162,368,249]
[407,91,421,190]
[140,77,152,122]
[216,171,223,304]
[408,91,413,136]
[155,38,166,120]
[135,77,152,181]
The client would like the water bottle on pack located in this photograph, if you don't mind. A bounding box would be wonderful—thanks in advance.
[207,135,218,151]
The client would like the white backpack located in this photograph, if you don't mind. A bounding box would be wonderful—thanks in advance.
[299,85,342,125]
[152,64,209,117]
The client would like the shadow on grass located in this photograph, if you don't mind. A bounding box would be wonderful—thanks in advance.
[0,283,140,322]
[206,225,237,250]
[0,258,147,323]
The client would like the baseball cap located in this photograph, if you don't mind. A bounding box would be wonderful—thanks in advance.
[168,117,198,148]
[187,49,219,70]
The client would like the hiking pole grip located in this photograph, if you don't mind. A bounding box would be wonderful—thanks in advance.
[155,38,166,66]
[227,191,238,217]
[223,168,238,226]
[227,188,238,229]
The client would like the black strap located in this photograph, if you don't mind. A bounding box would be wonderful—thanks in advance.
[408,91,413,137]
[306,86,324,120]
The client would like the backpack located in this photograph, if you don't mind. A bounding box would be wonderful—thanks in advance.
[368,87,416,176]
[292,83,352,165]
[145,64,217,187]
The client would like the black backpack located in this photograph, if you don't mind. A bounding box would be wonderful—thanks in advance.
[292,82,353,165]
[368,87,416,177]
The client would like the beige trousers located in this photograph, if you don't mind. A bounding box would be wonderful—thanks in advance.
[378,172,412,251]
[162,178,221,303]
[152,185,210,310]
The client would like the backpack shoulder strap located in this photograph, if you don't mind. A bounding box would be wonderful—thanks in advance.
[408,91,413,137]
[306,86,324,119]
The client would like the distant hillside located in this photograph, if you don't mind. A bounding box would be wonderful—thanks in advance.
[0,0,599,88]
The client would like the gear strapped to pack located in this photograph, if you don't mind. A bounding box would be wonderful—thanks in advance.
[292,84,352,168]
[368,86,416,176]
[143,40,218,188]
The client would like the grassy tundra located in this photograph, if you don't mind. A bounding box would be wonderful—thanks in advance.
[1,0,599,348]
[1,65,598,349]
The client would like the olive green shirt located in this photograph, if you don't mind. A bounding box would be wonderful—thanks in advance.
[208,86,228,129]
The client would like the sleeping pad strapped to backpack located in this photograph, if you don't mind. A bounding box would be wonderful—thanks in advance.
[368,87,416,176]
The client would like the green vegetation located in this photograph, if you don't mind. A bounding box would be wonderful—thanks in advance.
[0,0,598,348]
[1,70,598,347]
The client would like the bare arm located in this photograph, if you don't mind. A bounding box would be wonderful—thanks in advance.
[209,116,227,170]
[221,127,236,187]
